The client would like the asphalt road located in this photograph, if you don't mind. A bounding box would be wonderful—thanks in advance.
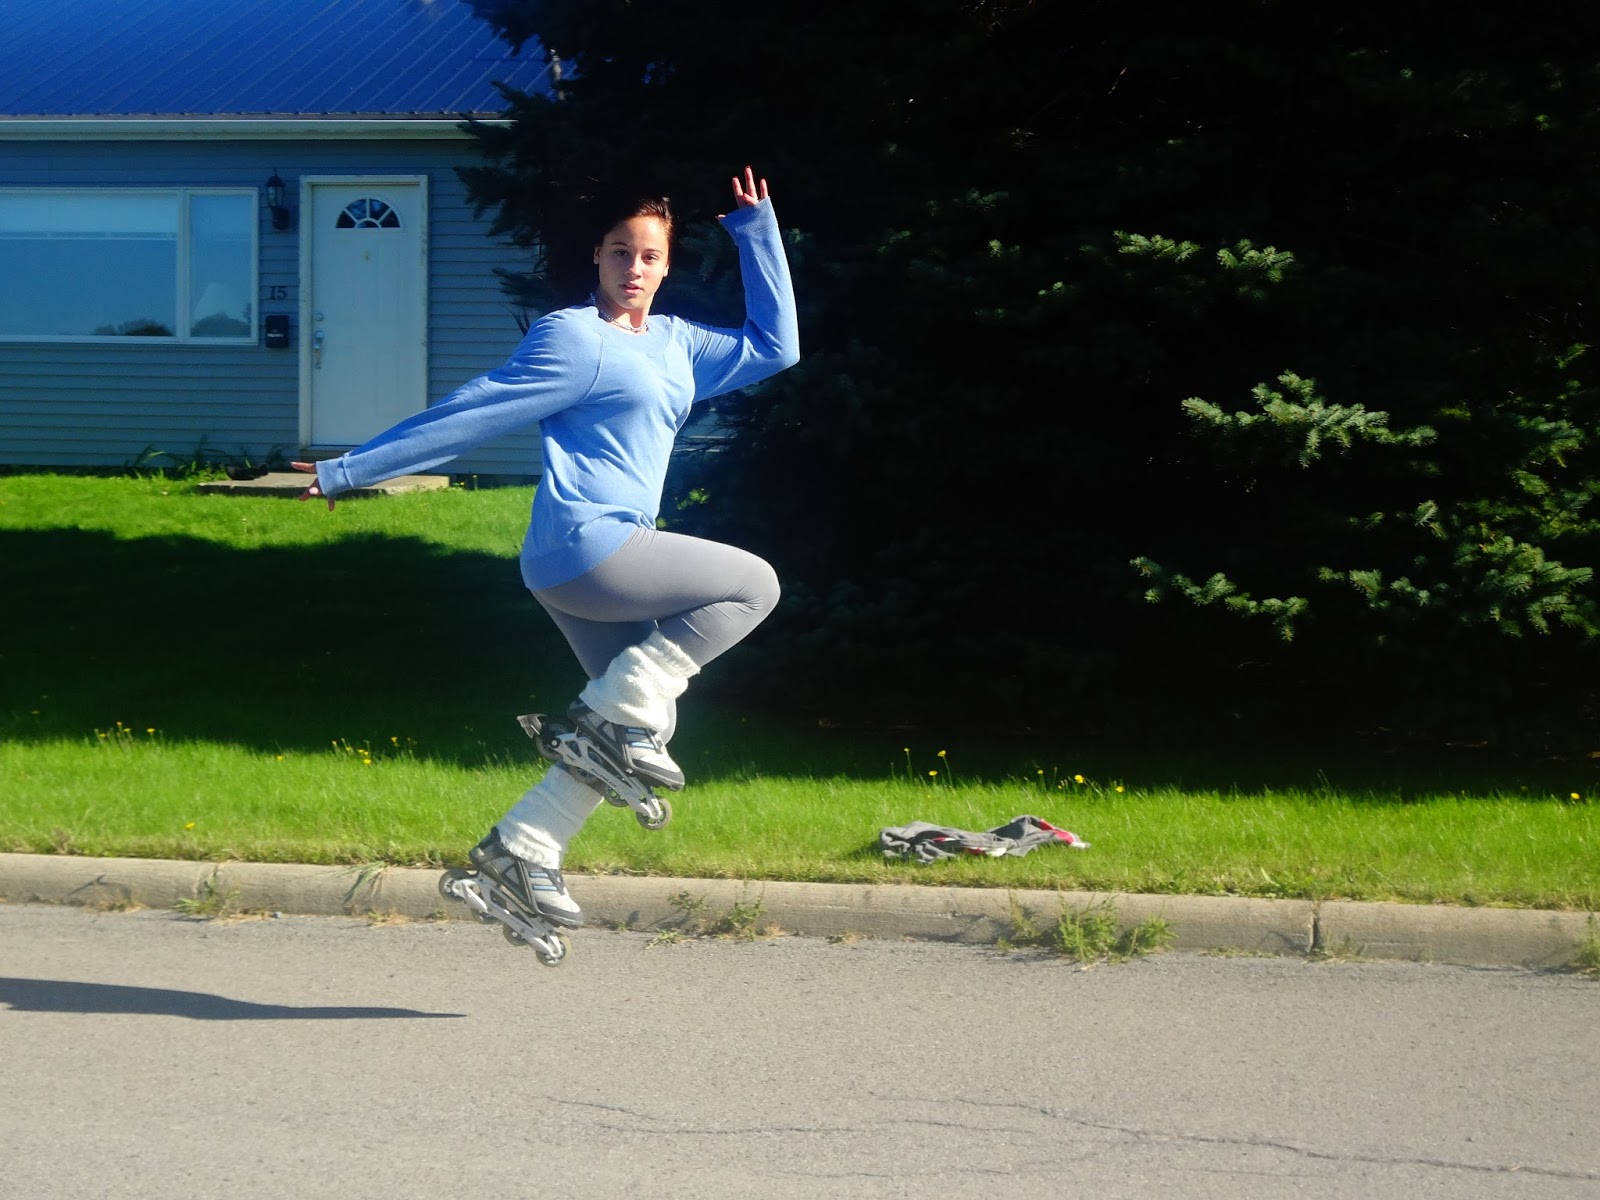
[3,903,1598,1200]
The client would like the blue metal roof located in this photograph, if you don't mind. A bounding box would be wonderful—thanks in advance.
[0,0,553,118]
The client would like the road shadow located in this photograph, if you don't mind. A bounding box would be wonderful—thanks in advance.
[0,977,463,1020]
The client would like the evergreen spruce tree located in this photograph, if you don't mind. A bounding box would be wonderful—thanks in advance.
[460,1,1600,746]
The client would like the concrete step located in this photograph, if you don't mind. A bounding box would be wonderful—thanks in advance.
[194,472,449,498]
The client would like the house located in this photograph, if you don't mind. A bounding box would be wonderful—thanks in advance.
[0,0,554,477]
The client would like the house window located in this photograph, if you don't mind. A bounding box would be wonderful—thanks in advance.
[336,198,400,229]
[0,189,257,343]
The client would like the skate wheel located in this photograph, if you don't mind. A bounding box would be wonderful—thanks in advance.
[635,796,672,831]
[604,790,630,808]
[438,868,471,903]
[517,714,568,760]
[502,924,528,948]
[535,933,570,967]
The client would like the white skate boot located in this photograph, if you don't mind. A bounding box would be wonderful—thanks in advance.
[569,701,685,790]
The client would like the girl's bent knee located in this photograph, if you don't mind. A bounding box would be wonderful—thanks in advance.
[750,557,781,615]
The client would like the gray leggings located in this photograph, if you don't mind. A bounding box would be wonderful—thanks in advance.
[532,526,780,738]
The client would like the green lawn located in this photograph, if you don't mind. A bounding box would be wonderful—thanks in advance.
[3,472,1596,909]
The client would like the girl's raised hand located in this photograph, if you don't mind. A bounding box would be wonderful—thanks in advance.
[728,165,769,209]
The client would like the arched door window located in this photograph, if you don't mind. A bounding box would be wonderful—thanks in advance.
[336,198,400,229]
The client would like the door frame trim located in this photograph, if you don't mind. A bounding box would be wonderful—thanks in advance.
[297,174,430,451]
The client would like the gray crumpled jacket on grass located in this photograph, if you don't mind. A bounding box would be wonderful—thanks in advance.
[879,815,1089,863]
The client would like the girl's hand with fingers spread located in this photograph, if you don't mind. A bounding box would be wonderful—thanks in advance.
[291,460,335,511]
[731,165,768,208]
[720,165,770,218]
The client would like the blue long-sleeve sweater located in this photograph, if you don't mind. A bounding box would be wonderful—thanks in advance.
[314,199,798,589]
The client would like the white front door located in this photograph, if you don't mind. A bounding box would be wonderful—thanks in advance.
[300,176,428,449]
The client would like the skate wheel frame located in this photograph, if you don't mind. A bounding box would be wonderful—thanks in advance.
[439,867,571,966]
[517,711,674,831]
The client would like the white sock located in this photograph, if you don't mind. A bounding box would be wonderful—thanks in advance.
[494,767,603,866]
[579,629,700,730]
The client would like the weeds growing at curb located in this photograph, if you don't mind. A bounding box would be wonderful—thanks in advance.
[648,889,777,946]
[702,895,772,941]
[343,862,390,911]
[175,874,238,920]
[1570,916,1600,978]
[1309,937,1369,963]
[1000,897,1176,965]
[667,890,710,926]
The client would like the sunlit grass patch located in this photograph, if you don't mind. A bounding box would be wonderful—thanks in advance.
[3,473,1597,912]
[3,733,1596,910]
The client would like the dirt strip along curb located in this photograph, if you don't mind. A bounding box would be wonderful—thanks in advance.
[1,853,1592,968]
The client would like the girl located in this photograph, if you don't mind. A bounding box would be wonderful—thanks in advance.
[294,166,798,938]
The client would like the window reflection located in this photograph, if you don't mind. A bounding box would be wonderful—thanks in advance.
[0,194,177,337]
[190,194,253,338]
[0,190,255,341]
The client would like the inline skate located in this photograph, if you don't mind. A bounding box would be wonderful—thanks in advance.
[517,707,675,830]
[438,828,575,966]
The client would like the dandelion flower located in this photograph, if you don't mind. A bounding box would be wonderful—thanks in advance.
[184,821,196,830]
[938,750,948,758]
[1573,792,1583,801]
[929,770,938,777]
[1116,785,1126,794]
[1074,774,1086,784]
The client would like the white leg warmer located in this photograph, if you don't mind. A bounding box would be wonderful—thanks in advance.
[579,629,700,731]
[494,766,603,866]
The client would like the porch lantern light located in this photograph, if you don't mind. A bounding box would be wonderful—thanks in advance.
[264,172,291,231]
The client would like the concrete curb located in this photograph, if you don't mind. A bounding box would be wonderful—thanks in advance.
[1,852,1593,969]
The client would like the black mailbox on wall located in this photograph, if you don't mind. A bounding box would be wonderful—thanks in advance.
[264,314,291,349]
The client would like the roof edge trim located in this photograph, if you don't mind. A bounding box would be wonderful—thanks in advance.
[0,118,509,141]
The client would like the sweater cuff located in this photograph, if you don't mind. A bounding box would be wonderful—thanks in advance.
[315,457,353,498]
[717,197,776,236]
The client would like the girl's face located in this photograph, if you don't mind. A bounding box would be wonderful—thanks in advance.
[592,215,670,325]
